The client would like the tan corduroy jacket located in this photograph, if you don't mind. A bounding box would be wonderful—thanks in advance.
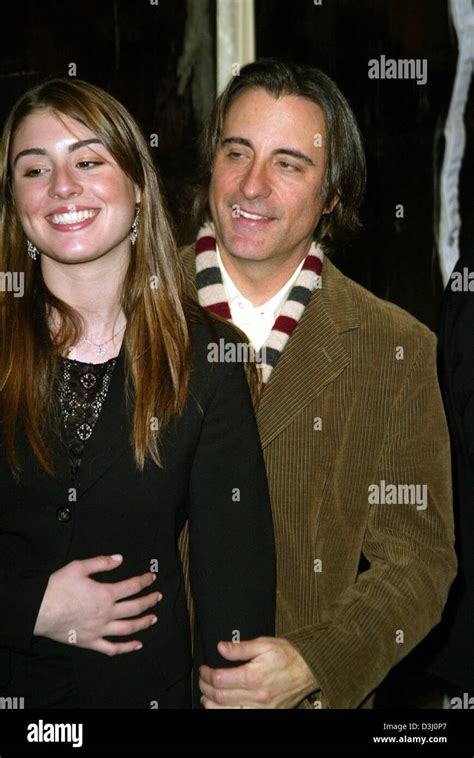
[177,242,457,709]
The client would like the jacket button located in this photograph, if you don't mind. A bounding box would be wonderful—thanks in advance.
[57,507,71,522]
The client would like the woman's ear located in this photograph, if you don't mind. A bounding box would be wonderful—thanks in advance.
[134,185,142,204]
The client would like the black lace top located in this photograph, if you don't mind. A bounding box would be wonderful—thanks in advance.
[57,356,117,481]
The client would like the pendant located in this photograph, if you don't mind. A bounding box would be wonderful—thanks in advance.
[97,346,107,357]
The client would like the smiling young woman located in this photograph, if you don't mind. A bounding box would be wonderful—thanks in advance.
[11,109,141,276]
[0,78,275,709]
[0,78,191,474]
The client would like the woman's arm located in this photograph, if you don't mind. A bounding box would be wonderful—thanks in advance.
[0,555,160,655]
[188,357,276,706]
[0,567,51,654]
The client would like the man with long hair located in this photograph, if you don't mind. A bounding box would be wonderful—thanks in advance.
[178,58,457,709]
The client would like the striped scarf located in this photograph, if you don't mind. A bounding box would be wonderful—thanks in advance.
[195,223,324,386]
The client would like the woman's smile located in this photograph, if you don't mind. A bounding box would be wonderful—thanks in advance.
[45,206,101,232]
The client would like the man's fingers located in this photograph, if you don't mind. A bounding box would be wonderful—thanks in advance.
[200,696,243,709]
[217,637,270,661]
[200,662,255,690]
[199,680,262,707]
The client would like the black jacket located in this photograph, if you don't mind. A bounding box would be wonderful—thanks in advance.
[422,248,474,692]
[0,318,276,707]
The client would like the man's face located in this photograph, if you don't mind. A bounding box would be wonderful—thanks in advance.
[209,88,336,266]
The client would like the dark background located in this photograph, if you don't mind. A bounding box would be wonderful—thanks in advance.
[1,0,472,708]
[2,0,470,331]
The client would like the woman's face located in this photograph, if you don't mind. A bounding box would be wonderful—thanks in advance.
[10,108,141,264]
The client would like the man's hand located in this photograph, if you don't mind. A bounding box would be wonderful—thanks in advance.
[199,636,319,708]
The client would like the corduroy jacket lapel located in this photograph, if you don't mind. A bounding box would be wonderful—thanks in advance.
[180,242,360,448]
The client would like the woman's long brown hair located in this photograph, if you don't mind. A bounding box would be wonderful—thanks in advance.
[0,77,215,481]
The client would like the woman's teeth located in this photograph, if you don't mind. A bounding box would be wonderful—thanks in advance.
[49,209,99,225]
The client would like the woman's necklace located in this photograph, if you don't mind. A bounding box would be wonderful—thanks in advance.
[81,323,127,357]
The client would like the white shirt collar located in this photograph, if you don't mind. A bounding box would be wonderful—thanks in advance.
[216,244,305,313]
[215,243,306,351]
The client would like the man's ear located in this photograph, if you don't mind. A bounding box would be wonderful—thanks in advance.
[323,189,340,215]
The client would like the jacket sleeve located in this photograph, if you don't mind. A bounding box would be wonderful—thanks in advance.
[188,359,276,708]
[0,567,50,654]
[281,332,458,708]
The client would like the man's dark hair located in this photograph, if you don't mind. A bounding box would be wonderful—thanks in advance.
[194,57,367,255]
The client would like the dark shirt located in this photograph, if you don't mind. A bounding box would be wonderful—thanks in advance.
[57,356,118,481]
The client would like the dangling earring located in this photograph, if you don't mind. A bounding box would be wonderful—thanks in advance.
[27,240,39,260]
[130,207,140,245]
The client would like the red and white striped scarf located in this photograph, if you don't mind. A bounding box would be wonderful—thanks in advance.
[195,223,324,386]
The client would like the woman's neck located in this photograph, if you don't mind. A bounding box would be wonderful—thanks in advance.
[42,253,128,362]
